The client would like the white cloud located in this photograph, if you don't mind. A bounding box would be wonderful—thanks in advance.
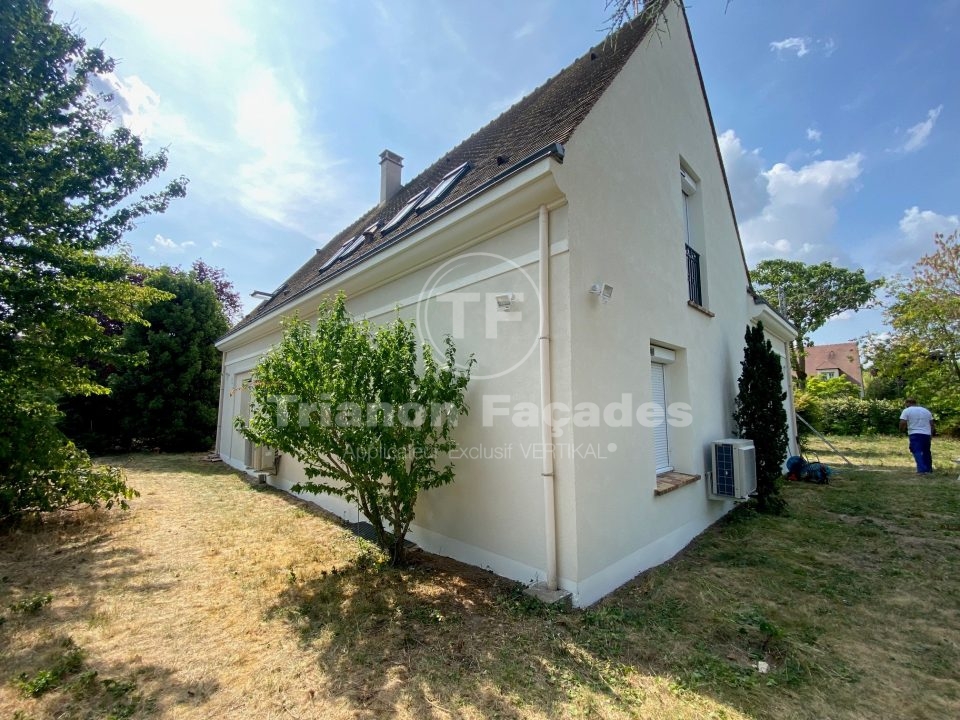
[514,21,537,40]
[717,130,768,221]
[899,206,958,252]
[806,127,822,143]
[150,234,196,253]
[93,72,161,139]
[770,37,810,57]
[78,0,345,238]
[84,0,254,63]
[722,130,864,265]
[232,67,344,231]
[900,105,943,153]
[739,150,864,264]
[869,206,959,272]
[211,239,223,248]
[770,37,835,59]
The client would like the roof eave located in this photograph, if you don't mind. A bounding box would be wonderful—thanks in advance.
[216,150,565,351]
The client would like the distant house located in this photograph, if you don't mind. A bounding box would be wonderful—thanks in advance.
[215,5,798,606]
[804,342,863,388]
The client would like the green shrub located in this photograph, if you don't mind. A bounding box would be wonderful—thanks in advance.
[805,376,860,399]
[0,388,137,524]
[795,396,901,436]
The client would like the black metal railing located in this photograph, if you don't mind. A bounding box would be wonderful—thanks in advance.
[685,244,702,306]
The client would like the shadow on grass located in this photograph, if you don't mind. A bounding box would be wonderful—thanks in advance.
[3,630,220,717]
[0,511,172,622]
[267,549,656,718]
[0,511,218,718]
[266,467,960,720]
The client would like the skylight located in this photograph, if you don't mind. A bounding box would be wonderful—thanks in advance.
[339,234,365,259]
[319,241,348,271]
[417,162,470,212]
[380,189,428,235]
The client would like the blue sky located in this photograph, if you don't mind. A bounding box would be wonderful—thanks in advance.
[51,0,959,345]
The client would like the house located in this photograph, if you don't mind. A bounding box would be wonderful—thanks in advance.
[215,4,798,607]
[804,342,863,388]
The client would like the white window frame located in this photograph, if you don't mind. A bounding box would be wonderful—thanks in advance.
[651,355,673,474]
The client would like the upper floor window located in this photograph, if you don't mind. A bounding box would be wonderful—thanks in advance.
[681,167,703,307]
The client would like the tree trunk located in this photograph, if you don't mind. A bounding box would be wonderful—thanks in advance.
[792,340,807,390]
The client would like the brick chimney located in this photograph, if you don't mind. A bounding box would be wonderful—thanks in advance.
[379,150,403,205]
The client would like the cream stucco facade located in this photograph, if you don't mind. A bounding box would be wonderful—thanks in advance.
[215,5,797,607]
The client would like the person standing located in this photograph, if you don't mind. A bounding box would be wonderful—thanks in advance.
[899,398,934,474]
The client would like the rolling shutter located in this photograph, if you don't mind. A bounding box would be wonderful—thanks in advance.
[651,361,671,473]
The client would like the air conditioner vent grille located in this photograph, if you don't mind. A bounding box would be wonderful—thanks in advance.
[714,443,735,496]
[708,439,757,501]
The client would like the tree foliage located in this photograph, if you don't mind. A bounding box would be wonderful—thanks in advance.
[751,260,882,388]
[62,264,231,452]
[238,295,474,565]
[802,375,860,399]
[864,229,960,433]
[113,267,229,450]
[192,259,243,325]
[793,395,901,437]
[0,0,185,521]
[733,322,789,514]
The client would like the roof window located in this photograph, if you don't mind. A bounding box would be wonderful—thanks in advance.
[381,189,429,235]
[339,234,365,260]
[417,162,471,212]
[319,239,351,271]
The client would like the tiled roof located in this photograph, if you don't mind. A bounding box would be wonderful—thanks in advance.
[804,342,863,386]
[223,10,658,339]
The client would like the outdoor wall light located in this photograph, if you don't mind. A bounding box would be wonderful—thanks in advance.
[589,283,614,304]
[496,293,516,312]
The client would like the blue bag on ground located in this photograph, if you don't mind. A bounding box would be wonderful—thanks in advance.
[786,455,831,484]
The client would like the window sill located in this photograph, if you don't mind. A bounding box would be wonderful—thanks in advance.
[687,300,715,317]
[655,471,701,496]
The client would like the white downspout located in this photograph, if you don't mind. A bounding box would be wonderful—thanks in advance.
[538,204,558,591]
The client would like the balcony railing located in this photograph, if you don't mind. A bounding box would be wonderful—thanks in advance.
[685,244,702,306]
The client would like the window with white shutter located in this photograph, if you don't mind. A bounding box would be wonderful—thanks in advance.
[651,360,672,473]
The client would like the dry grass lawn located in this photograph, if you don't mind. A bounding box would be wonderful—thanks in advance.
[1,435,959,719]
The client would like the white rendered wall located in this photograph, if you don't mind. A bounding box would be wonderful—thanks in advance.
[551,5,788,606]
[218,200,578,590]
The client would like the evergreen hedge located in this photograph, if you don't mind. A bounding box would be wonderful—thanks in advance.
[795,396,902,436]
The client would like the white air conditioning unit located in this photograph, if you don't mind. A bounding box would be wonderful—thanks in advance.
[245,442,276,474]
[708,439,757,501]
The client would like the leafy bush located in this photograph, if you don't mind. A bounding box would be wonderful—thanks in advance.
[863,374,904,401]
[804,376,860,399]
[795,395,902,435]
[0,387,137,524]
[239,294,474,564]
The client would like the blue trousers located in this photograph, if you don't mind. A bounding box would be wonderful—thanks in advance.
[908,433,933,473]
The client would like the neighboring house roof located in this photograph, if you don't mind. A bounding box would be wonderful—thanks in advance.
[222,12,662,340]
[804,342,863,386]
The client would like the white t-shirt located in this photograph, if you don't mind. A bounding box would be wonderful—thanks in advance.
[900,406,933,435]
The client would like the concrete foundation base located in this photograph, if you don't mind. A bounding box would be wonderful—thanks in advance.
[524,582,572,607]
